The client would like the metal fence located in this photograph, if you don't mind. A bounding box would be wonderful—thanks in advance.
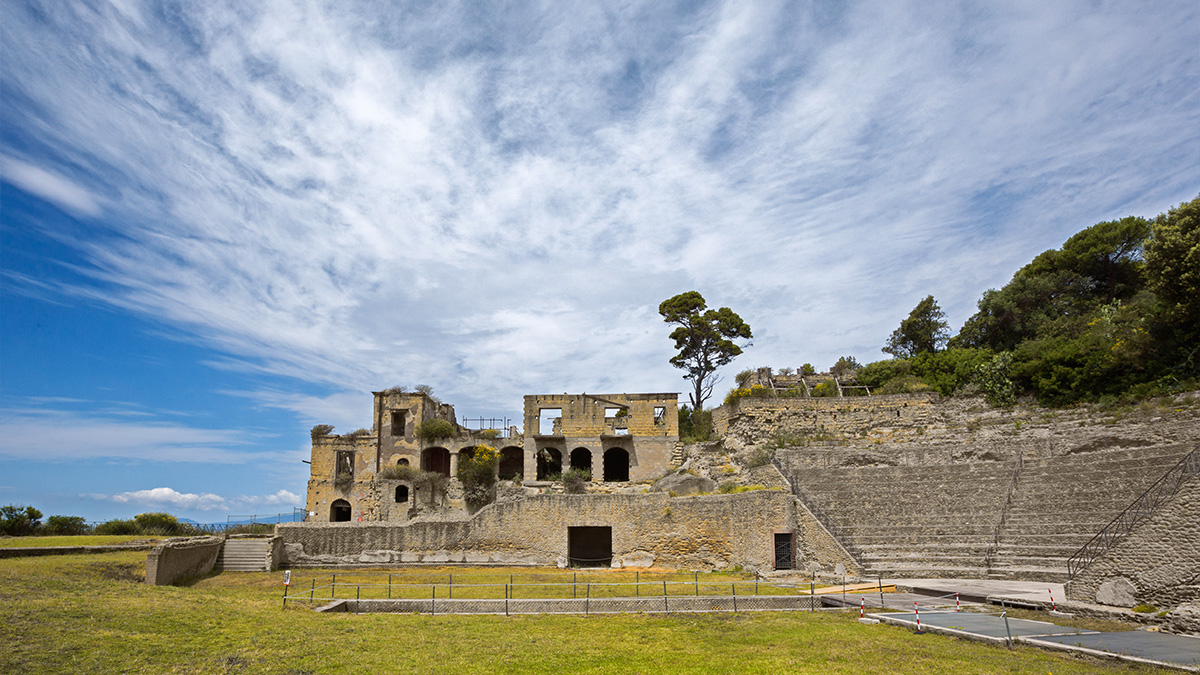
[1067,445,1199,579]
[282,571,834,615]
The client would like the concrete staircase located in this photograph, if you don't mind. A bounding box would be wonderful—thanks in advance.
[216,537,277,572]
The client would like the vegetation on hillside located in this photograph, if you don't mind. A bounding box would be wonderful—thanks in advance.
[860,195,1200,406]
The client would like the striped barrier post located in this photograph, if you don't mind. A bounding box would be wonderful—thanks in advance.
[914,601,921,633]
[860,597,865,618]
[956,592,960,612]
[1048,588,1057,611]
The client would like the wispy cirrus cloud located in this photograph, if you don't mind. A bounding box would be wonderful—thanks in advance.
[2,0,1197,418]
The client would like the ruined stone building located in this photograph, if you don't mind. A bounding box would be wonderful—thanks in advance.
[305,389,679,523]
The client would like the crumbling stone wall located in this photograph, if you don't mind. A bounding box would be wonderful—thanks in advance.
[1066,470,1200,609]
[145,536,222,585]
[279,491,843,573]
[713,393,938,448]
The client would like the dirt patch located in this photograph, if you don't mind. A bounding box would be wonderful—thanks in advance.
[87,562,144,583]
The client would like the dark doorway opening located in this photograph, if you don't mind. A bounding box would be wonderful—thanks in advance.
[330,499,352,522]
[569,447,592,475]
[603,448,629,482]
[499,447,524,481]
[537,448,562,480]
[422,447,450,477]
[773,531,794,570]
[568,526,612,567]
[395,486,409,503]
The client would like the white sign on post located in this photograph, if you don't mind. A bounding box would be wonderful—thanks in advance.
[283,570,291,586]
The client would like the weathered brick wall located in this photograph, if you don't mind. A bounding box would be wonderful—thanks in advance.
[1065,471,1200,608]
[713,393,939,445]
[280,491,836,572]
[144,536,222,585]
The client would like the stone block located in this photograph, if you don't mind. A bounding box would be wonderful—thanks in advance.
[1097,576,1138,607]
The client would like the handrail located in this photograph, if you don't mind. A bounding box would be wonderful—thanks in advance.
[984,452,1024,569]
[1067,446,1199,580]
[771,457,864,567]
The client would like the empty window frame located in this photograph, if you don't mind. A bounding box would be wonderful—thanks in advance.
[390,410,408,436]
[538,409,562,436]
[335,451,354,480]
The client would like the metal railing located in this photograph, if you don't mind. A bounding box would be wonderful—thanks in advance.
[771,457,864,567]
[1067,445,1199,579]
[984,452,1024,569]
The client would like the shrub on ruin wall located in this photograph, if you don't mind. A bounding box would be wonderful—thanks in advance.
[416,418,456,441]
[412,470,448,495]
[458,445,498,511]
[379,463,417,480]
[310,424,334,437]
[561,468,590,494]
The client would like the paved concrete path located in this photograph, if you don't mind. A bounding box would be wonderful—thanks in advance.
[885,578,1064,605]
[875,610,1200,672]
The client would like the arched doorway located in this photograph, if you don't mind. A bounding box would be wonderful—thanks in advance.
[395,485,409,503]
[537,448,562,480]
[499,447,524,481]
[330,499,351,522]
[422,447,450,477]
[603,448,629,482]
[570,447,592,476]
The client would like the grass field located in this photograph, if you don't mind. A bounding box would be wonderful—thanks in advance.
[0,550,1171,675]
[0,534,164,547]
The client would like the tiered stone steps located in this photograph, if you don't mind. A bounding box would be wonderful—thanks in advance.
[987,446,1192,580]
[782,444,1193,581]
[216,537,275,572]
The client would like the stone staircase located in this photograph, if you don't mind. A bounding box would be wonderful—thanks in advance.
[986,446,1193,580]
[216,537,277,572]
[780,444,1194,581]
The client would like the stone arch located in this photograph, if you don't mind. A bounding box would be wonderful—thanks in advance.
[537,448,562,480]
[570,447,592,475]
[395,485,409,503]
[422,447,450,477]
[499,446,524,481]
[603,447,629,482]
[330,499,351,522]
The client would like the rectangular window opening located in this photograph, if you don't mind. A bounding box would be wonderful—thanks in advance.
[390,411,407,437]
[538,409,562,436]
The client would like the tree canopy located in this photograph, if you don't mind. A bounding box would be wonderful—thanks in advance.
[659,291,752,410]
[883,295,949,358]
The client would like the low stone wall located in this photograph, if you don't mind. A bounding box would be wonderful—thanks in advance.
[1065,471,1200,610]
[280,491,841,573]
[0,542,156,558]
[145,536,223,586]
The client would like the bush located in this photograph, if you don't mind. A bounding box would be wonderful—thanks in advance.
[334,471,354,487]
[457,446,498,511]
[743,446,775,467]
[874,375,934,394]
[801,363,816,376]
[974,352,1017,407]
[134,512,183,535]
[561,468,590,494]
[310,424,334,437]
[0,504,43,536]
[911,348,993,396]
[44,515,89,536]
[678,405,713,443]
[93,518,139,535]
[857,359,913,389]
[810,381,839,397]
[348,428,371,436]
[416,418,456,441]
[379,463,417,480]
[412,470,448,495]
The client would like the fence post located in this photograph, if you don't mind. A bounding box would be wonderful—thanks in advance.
[431,585,435,616]
[388,574,392,600]
[310,579,315,602]
[732,583,738,612]
[636,571,639,597]
[1001,600,1013,649]
[333,573,336,599]
[586,583,590,616]
[878,576,884,609]
[810,581,815,612]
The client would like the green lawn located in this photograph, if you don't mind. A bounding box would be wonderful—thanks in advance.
[0,552,1171,675]
[0,534,164,547]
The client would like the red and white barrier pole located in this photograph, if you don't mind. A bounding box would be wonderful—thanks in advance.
[860,597,865,618]
[914,601,921,632]
[956,592,960,612]
[1048,589,1056,612]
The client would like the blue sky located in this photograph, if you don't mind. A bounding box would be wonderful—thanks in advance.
[2,1,1198,523]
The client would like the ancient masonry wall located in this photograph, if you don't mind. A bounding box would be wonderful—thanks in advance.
[279,491,836,573]
[712,393,939,446]
[1065,471,1200,608]
[144,536,223,586]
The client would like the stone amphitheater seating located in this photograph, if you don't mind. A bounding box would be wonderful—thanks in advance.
[781,444,1193,581]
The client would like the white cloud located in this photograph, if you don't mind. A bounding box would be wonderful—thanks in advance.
[1,0,1197,414]
[85,486,303,511]
[0,155,103,217]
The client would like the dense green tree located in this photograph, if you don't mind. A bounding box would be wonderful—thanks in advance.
[883,296,949,358]
[953,216,1151,352]
[911,348,993,396]
[0,504,43,536]
[1144,194,1200,376]
[659,291,753,410]
[44,515,89,535]
[831,356,862,378]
